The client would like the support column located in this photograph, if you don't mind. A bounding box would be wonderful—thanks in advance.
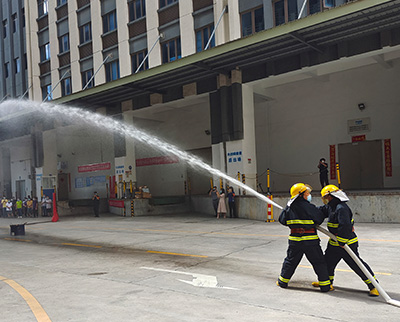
[209,70,257,192]
[114,102,137,198]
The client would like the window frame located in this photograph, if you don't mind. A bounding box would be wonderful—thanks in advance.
[103,10,117,34]
[240,6,264,37]
[42,84,52,101]
[272,0,298,26]
[38,0,49,17]
[61,76,71,96]
[14,57,21,74]
[4,62,10,78]
[159,0,178,9]
[105,60,120,82]
[79,22,92,44]
[131,49,148,73]
[128,0,146,22]
[82,69,94,89]
[161,37,181,64]
[195,23,215,52]
[12,14,17,33]
[3,20,8,39]
[59,34,70,54]
[40,43,51,62]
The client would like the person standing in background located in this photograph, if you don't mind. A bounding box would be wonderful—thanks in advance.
[227,187,236,218]
[318,158,329,188]
[92,191,100,217]
[217,188,227,219]
[209,186,219,217]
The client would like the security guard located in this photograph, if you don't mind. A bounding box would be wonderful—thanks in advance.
[277,183,331,292]
[312,185,379,297]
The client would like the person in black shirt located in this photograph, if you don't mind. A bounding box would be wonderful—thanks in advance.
[92,191,100,217]
[318,158,329,188]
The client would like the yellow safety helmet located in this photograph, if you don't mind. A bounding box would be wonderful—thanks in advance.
[290,183,311,198]
[321,185,340,197]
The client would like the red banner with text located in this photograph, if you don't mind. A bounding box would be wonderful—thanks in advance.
[78,162,111,173]
[329,145,336,180]
[384,139,392,177]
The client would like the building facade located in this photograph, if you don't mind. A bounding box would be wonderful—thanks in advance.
[0,0,399,204]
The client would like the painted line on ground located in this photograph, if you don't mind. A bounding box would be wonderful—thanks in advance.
[299,265,392,276]
[61,243,102,248]
[147,250,208,258]
[0,275,51,322]
[4,237,32,242]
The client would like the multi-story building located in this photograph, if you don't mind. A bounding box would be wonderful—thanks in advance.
[0,0,399,217]
[0,0,28,101]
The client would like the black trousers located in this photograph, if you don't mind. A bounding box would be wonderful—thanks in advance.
[212,199,219,215]
[94,205,100,217]
[279,241,330,291]
[320,172,329,188]
[228,201,235,218]
[325,243,376,290]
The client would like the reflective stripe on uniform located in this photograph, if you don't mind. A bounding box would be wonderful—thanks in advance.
[288,235,319,242]
[319,280,331,286]
[286,219,314,225]
[329,236,358,246]
[327,222,339,228]
[329,276,335,280]
[279,276,290,283]
[337,236,349,243]
[364,276,377,284]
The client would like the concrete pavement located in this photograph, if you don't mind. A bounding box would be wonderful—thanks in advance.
[0,213,400,321]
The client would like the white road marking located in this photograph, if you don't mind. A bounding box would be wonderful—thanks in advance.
[141,267,239,290]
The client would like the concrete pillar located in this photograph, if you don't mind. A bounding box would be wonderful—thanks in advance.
[117,0,131,78]
[68,0,81,92]
[91,1,106,85]
[179,0,195,57]
[113,110,137,198]
[146,0,161,68]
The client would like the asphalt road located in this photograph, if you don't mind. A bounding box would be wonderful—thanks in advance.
[0,214,399,321]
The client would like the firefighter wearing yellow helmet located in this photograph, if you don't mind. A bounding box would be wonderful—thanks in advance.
[312,184,379,297]
[277,183,331,292]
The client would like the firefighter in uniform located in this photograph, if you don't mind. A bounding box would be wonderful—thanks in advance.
[277,183,331,292]
[312,185,379,297]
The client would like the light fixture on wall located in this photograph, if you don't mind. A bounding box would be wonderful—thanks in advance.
[358,103,366,111]
[205,130,211,135]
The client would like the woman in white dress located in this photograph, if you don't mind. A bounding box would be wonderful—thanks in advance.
[217,188,227,219]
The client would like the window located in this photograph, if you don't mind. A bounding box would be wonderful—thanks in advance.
[40,43,51,62]
[38,0,49,17]
[105,60,120,82]
[129,0,146,22]
[159,0,178,9]
[22,8,25,28]
[161,37,181,63]
[82,69,94,89]
[324,0,335,8]
[241,7,264,37]
[103,10,117,33]
[12,14,17,33]
[59,34,70,53]
[4,62,10,78]
[42,84,52,101]
[79,23,92,44]
[61,77,71,96]
[273,0,297,26]
[131,50,148,73]
[309,0,322,15]
[3,20,7,39]
[57,0,67,6]
[196,24,215,52]
[14,58,21,73]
